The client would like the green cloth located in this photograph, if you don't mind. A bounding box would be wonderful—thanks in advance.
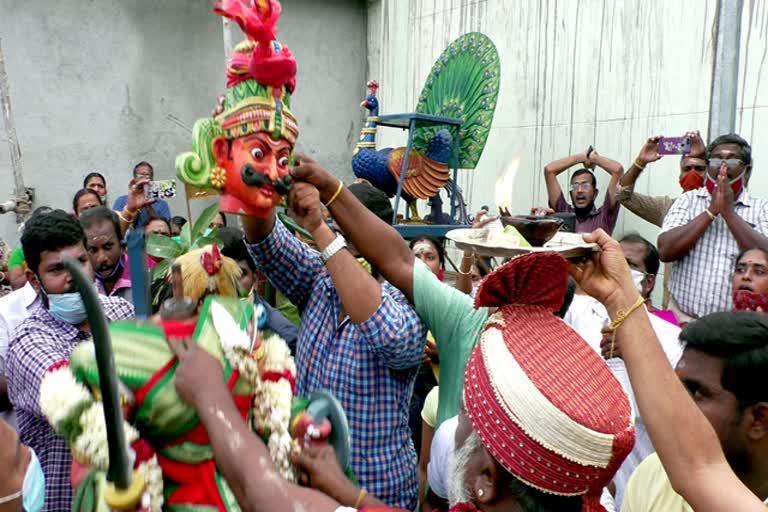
[7,247,24,269]
[276,290,301,327]
[412,259,488,428]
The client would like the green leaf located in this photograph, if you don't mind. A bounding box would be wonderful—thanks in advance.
[191,203,220,241]
[181,222,192,248]
[151,259,171,282]
[191,235,223,250]
[146,234,183,260]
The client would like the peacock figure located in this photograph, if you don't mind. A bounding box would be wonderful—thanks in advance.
[351,32,500,222]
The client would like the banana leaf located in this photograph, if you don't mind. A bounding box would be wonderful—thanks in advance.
[145,234,185,260]
[190,203,220,241]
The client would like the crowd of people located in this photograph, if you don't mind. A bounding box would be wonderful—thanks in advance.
[0,125,765,512]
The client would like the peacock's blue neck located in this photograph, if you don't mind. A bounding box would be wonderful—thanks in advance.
[354,104,379,155]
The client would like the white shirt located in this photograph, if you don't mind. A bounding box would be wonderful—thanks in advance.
[427,415,458,500]
[0,282,38,429]
[661,187,768,317]
[564,294,683,510]
[0,282,39,371]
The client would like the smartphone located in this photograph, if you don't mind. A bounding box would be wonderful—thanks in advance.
[144,179,177,200]
[657,136,692,155]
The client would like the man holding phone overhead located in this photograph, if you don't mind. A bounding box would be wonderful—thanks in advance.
[618,131,708,227]
[112,161,172,229]
[543,146,624,234]
[658,133,768,320]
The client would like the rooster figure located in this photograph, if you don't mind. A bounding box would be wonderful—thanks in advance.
[352,32,500,222]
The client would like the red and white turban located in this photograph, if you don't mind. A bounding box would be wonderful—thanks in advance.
[464,252,635,511]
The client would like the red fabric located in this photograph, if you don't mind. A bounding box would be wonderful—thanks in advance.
[733,289,768,312]
[46,360,69,373]
[134,357,177,405]
[161,319,197,340]
[158,456,226,510]
[473,251,567,311]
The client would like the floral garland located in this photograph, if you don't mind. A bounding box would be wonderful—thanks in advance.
[38,363,162,509]
[213,302,299,481]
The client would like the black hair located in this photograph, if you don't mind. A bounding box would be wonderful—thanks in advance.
[170,216,187,228]
[79,206,123,244]
[29,206,53,219]
[72,188,103,214]
[347,182,394,225]
[144,216,171,233]
[681,311,768,410]
[707,133,752,165]
[735,247,768,268]
[217,227,255,271]
[83,172,106,189]
[557,276,577,319]
[410,235,445,267]
[619,233,660,275]
[570,168,597,188]
[21,209,86,274]
[133,161,154,178]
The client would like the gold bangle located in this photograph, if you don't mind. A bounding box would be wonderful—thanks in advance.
[121,207,138,222]
[634,159,646,170]
[705,208,716,221]
[118,211,133,225]
[324,181,344,207]
[353,489,368,509]
[606,295,645,358]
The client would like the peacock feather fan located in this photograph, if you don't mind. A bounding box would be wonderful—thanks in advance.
[412,32,500,170]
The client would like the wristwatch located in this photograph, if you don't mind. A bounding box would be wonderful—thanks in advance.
[320,234,347,264]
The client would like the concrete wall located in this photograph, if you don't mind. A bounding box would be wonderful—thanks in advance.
[0,0,367,242]
[367,0,768,302]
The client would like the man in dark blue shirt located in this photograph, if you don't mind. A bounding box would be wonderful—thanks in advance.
[112,161,171,229]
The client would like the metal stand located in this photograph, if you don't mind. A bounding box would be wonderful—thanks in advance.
[374,113,465,238]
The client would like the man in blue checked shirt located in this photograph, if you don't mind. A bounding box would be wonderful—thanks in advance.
[243,175,426,509]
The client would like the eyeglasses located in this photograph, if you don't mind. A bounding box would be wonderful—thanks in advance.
[570,182,593,192]
[708,158,744,169]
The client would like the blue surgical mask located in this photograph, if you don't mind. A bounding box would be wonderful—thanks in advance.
[171,235,182,244]
[23,449,45,512]
[48,292,88,325]
[203,228,213,237]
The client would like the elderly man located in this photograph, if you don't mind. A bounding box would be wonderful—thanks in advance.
[544,148,624,234]
[169,251,635,512]
[658,134,768,320]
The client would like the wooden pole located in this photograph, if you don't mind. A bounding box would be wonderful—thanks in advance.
[0,36,27,224]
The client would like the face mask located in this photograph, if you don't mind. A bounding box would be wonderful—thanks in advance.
[48,292,88,325]
[679,171,704,192]
[22,448,45,512]
[706,170,745,196]
[733,289,768,312]
[171,235,182,244]
[203,228,213,237]
[630,269,645,294]
[94,257,123,282]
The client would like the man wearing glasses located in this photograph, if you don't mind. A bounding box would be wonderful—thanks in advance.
[618,131,708,227]
[544,147,624,234]
[659,134,768,321]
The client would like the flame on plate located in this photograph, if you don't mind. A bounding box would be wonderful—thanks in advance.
[495,154,521,211]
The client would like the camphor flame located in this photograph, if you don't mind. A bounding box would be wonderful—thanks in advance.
[495,153,521,212]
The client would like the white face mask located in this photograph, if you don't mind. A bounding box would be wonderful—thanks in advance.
[630,269,646,294]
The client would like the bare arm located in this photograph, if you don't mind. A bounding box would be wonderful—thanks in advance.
[619,136,663,190]
[291,183,383,324]
[290,156,417,302]
[170,339,340,512]
[723,208,768,252]
[455,251,474,295]
[572,230,766,512]
[418,420,436,509]
[657,211,713,262]
[544,152,588,209]
[589,150,624,206]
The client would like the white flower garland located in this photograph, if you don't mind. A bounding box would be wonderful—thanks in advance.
[138,455,164,512]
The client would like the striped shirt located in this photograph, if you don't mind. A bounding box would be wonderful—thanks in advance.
[246,221,426,510]
[661,187,768,317]
[6,296,134,512]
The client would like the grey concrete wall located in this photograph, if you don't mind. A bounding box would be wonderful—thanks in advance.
[0,0,367,242]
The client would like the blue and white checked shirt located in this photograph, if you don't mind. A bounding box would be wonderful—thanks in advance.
[662,187,768,317]
[247,220,426,509]
[6,296,134,512]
